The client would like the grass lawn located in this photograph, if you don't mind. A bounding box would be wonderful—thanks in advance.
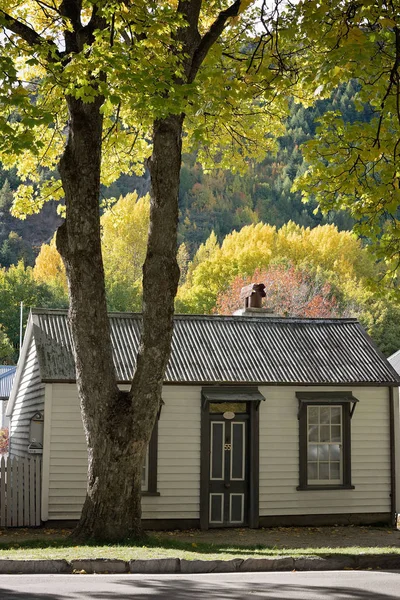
[0,530,399,562]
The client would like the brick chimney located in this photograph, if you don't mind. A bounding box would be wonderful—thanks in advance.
[233,282,278,317]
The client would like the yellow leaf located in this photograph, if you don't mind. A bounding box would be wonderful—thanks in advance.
[238,0,254,14]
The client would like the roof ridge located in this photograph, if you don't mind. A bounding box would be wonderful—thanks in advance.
[30,307,358,324]
[27,307,399,385]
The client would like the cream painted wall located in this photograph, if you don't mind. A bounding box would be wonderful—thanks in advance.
[42,383,392,521]
[258,386,391,516]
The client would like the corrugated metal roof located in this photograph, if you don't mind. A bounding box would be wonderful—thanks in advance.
[30,309,400,386]
[388,349,400,376]
[0,366,16,398]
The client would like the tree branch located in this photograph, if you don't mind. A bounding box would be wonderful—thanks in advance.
[187,0,242,83]
[0,10,58,54]
[59,0,82,31]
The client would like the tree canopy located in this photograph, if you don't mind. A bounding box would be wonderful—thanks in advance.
[277,0,400,279]
[0,0,289,220]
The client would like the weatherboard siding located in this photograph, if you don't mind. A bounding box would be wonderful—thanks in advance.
[258,386,391,516]
[45,383,390,522]
[46,384,201,521]
[9,339,44,458]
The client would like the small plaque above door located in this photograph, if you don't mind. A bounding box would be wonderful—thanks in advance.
[223,411,235,420]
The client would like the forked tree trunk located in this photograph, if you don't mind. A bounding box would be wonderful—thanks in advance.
[57,97,182,541]
[54,0,240,543]
[56,97,143,541]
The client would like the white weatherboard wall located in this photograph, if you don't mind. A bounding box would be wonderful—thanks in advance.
[9,339,44,458]
[44,383,201,521]
[258,386,391,516]
[43,383,391,522]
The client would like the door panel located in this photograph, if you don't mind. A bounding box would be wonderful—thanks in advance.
[230,493,245,523]
[231,422,245,480]
[209,414,249,527]
[209,493,224,524]
[210,422,225,480]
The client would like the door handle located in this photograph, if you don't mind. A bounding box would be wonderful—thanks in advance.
[224,483,231,489]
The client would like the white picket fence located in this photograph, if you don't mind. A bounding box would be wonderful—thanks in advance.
[0,456,42,527]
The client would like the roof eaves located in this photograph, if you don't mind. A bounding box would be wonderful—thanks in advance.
[6,314,34,417]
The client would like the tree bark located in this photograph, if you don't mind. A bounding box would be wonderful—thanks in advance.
[130,113,183,447]
[56,97,147,541]
[56,98,182,542]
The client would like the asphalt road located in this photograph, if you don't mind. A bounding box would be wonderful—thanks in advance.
[0,571,400,600]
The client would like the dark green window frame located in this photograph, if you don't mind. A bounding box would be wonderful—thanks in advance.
[297,392,357,491]
[141,419,160,496]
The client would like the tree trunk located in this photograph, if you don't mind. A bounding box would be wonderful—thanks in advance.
[130,114,183,421]
[56,97,147,541]
[56,98,182,541]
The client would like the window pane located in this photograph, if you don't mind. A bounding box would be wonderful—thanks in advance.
[330,444,341,461]
[330,462,340,480]
[308,444,318,460]
[318,445,329,461]
[319,462,329,480]
[308,462,318,479]
[331,425,341,442]
[308,406,319,424]
[320,407,330,424]
[210,402,247,413]
[141,447,149,491]
[319,425,330,442]
[331,407,341,424]
[308,426,318,442]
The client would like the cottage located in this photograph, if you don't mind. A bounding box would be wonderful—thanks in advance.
[0,365,16,430]
[7,303,400,529]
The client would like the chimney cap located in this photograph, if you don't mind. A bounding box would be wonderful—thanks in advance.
[240,283,266,301]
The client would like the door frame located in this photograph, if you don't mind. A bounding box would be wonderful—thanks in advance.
[200,387,261,530]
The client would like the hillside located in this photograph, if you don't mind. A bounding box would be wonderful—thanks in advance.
[0,81,369,267]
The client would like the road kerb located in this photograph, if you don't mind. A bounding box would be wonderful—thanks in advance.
[0,554,398,574]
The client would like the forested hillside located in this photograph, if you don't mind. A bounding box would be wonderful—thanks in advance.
[0,81,367,265]
[1,81,398,363]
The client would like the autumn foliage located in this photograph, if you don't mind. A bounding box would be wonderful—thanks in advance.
[0,428,9,455]
[215,265,341,318]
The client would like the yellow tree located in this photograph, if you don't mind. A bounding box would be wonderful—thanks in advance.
[178,222,375,313]
[33,239,68,294]
[102,193,150,311]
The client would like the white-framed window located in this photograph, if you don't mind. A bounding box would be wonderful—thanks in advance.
[140,423,158,494]
[141,446,149,491]
[297,392,356,491]
[307,405,342,485]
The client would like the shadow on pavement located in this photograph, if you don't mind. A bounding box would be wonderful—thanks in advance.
[0,589,62,600]
[0,573,400,600]
[85,575,400,600]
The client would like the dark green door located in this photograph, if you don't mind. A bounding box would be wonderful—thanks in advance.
[208,414,249,526]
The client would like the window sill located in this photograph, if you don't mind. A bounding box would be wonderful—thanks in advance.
[297,484,355,491]
[141,491,161,496]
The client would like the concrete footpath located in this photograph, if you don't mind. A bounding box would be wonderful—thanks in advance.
[0,554,399,575]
